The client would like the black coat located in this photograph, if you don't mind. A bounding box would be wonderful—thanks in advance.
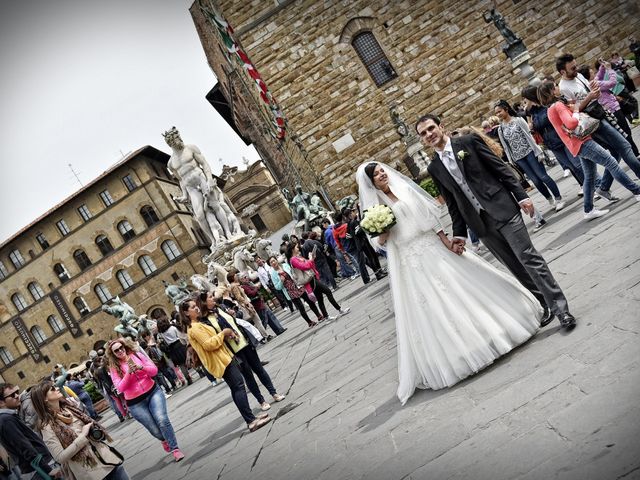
[0,411,53,476]
[427,133,528,238]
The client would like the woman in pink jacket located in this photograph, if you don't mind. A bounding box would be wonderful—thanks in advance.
[538,81,640,220]
[286,242,350,322]
[106,338,184,462]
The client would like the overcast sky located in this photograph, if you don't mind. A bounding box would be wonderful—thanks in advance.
[0,0,258,243]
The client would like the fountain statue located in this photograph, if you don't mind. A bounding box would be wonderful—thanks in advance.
[163,127,243,251]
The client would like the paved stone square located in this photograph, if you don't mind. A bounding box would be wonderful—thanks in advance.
[103,128,640,480]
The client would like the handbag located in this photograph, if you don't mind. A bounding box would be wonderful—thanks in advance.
[577,77,606,120]
[291,266,315,286]
[562,112,600,140]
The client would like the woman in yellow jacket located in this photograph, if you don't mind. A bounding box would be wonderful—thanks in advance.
[180,297,271,432]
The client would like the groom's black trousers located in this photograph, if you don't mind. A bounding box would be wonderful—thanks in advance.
[477,211,569,316]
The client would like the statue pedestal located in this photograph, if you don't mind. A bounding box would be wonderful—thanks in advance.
[206,234,251,263]
[504,41,539,85]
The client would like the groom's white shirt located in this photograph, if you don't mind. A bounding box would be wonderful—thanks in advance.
[435,138,483,214]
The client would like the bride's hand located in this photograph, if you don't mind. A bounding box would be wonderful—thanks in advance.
[377,231,390,245]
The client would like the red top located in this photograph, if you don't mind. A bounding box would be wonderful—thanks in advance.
[547,101,587,157]
[332,223,348,251]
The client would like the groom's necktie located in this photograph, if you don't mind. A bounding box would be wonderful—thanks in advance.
[441,150,483,213]
[442,150,464,183]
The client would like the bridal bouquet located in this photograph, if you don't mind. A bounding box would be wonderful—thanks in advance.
[360,204,396,237]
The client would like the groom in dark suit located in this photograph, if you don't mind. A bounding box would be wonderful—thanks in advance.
[416,113,576,329]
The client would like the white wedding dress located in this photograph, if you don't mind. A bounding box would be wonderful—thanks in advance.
[356,163,543,405]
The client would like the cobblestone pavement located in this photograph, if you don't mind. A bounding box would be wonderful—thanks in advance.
[102,126,640,480]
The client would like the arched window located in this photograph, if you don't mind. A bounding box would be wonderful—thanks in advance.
[53,263,71,283]
[11,293,28,311]
[140,206,160,227]
[352,31,397,87]
[117,220,136,241]
[47,315,65,333]
[94,284,112,304]
[73,297,90,316]
[27,282,46,301]
[161,240,181,261]
[30,325,47,345]
[73,249,92,271]
[0,347,13,366]
[9,249,25,269]
[138,255,157,276]
[116,269,134,289]
[95,235,114,256]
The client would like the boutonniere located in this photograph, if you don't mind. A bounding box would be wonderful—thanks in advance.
[457,150,468,160]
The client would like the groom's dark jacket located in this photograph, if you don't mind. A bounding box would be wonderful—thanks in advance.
[427,133,529,238]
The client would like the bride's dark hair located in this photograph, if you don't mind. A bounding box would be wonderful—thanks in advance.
[364,162,378,183]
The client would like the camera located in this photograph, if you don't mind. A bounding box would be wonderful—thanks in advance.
[88,424,105,442]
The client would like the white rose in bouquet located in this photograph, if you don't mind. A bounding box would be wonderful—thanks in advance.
[360,205,397,237]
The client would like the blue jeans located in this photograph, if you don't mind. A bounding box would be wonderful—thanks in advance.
[78,392,97,419]
[580,139,640,212]
[515,151,561,199]
[127,386,179,451]
[257,307,285,334]
[594,119,640,192]
[468,228,479,245]
[104,465,129,480]
[335,249,356,277]
[102,387,124,420]
[550,146,585,185]
[343,250,360,274]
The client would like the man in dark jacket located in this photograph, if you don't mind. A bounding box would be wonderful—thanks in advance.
[0,383,60,478]
[345,208,387,284]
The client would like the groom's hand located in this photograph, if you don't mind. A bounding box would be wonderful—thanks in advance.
[450,238,466,255]
[519,199,535,217]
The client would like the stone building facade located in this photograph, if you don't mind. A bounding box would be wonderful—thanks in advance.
[190,0,638,200]
[224,161,293,233]
[0,147,211,385]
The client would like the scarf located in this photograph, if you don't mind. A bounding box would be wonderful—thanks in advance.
[49,402,112,468]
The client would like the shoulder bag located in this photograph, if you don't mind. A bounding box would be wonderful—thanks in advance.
[577,77,606,120]
[562,112,600,140]
[291,265,315,287]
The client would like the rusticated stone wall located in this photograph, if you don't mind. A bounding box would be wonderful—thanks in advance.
[192,0,638,200]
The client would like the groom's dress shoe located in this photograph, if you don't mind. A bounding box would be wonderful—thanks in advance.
[558,313,577,330]
[540,307,554,327]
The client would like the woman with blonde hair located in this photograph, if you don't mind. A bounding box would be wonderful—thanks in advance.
[31,379,129,480]
[105,338,184,462]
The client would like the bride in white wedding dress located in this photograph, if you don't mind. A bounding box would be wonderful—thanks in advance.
[356,162,543,404]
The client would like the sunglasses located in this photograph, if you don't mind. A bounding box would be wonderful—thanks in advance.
[112,346,125,354]
[49,385,58,392]
[2,389,20,400]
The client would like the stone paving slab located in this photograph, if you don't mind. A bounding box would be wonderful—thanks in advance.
[99,126,640,479]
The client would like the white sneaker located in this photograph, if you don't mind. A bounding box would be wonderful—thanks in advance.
[554,200,566,212]
[547,197,555,206]
[584,208,609,220]
[563,169,571,178]
[635,195,640,202]
[164,392,172,399]
[327,315,338,321]
[260,402,271,411]
[577,189,584,197]
[339,307,351,316]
